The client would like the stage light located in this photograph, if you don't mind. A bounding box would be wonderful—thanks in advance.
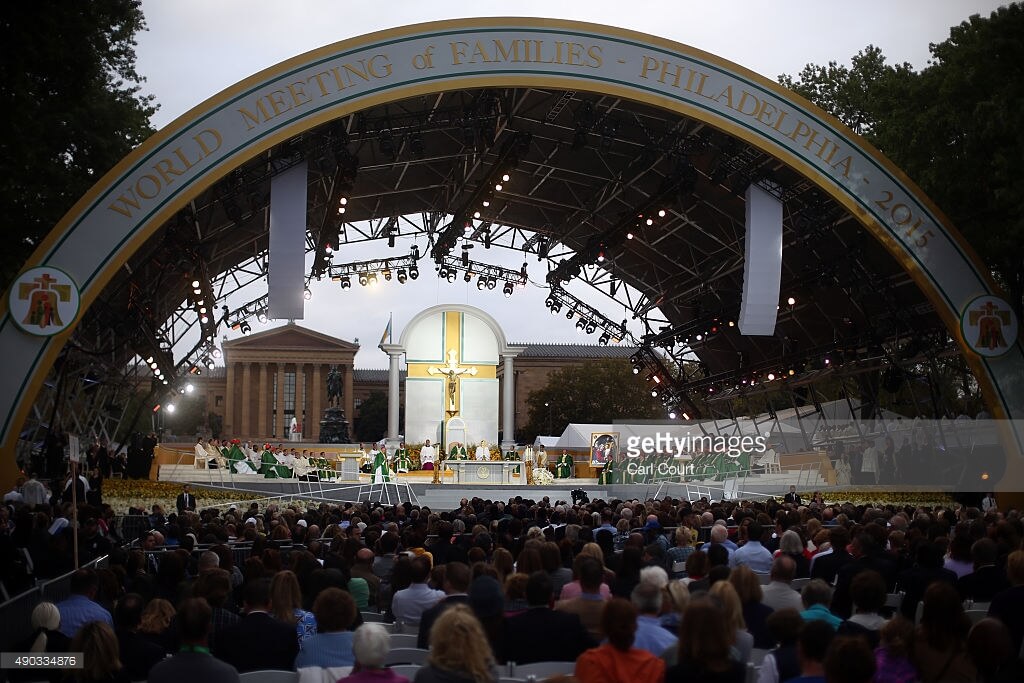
[153,404,161,413]
[303,287,312,300]
[651,389,659,397]
[682,412,690,420]
[409,265,419,280]
[166,403,176,413]
[161,379,169,385]
[211,348,221,359]
[358,273,369,286]
[597,250,605,263]
[340,276,351,289]
[383,269,392,281]
[477,277,487,290]
[337,206,346,214]
[185,383,194,394]
[200,315,209,324]
[599,333,610,345]
[823,357,831,365]
[482,200,490,207]
[502,173,510,182]
[487,278,496,290]
[658,209,666,217]
[473,211,481,219]
[199,307,207,314]
[632,366,640,374]
[397,269,407,284]
[575,319,586,331]
[464,271,472,283]
[145,356,154,364]
[626,231,634,240]
[566,309,574,320]
[767,373,776,381]
[669,411,677,419]
[788,368,795,376]
[585,322,597,334]
[447,269,457,283]
[324,243,333,255]
[646,218,653,226]
[191,280,200,288]
[551,301,561,313]
[494,183,503,191]
[652,375,661,384]
[695,334,703,341]
[368,273,378,287]
[205,357,216,370]
[239,321,251,334]
[339,197,348,206]
[503,282,514,297]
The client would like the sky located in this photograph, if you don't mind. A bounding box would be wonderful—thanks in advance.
[133,0,1007,369]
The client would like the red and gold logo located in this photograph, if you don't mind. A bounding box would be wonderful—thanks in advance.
[960,295,1018,358]
[9,267,80,336]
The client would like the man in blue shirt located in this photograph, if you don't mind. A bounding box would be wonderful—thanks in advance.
[730,521,773,574]
[630,581,677,656]
[699,522,737,561]
[55,568,112,638]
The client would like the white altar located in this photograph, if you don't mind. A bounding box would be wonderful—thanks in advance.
[446,460,524,484]
[332,452,364,482]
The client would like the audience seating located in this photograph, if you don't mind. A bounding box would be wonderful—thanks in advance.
[359,611,390,623]
[383,648,430,666]
[965,609,987,625]
[790,578,810,591]
[390,633,419,648]
[757,573,772,585]
[388,665,422,679]
[512,661,575,678]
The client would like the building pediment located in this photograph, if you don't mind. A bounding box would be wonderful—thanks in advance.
[223,323,359,354]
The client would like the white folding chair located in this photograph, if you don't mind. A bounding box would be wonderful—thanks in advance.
[790,578,810,591]
[756,572,772,585]
[384,648,430,666]
[746,662,757,683]
[965,609,988,625]
[239,671,299,683]
[388,665,422,679]
[671,560,687,577]
[513,661,575,678]
[390,633,419,649]
[750,648,769,667]
[360,611,390,623]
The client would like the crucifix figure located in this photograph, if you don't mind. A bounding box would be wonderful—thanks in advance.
[428,349,478,413]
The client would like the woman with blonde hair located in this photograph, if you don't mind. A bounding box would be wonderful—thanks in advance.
[70,621,127,683]
[138,598,176,651]
[729,565,774,648]
[418,604,496,683]
[560,542,614,599]
[709,580,753,663]
[270,569,318,646]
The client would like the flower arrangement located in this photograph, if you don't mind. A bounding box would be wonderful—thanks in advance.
[102,478,318,514]
[532,467,554,485]
[230,438,240,445]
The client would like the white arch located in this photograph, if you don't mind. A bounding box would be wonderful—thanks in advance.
[394,303,518,354]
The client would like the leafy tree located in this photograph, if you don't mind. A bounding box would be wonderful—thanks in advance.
[779,4,1024,316]
[521,359,663,441]
[355,391,388,442]
[0,1,157,290]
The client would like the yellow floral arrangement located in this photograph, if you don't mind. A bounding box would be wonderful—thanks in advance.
[102,479,319,513]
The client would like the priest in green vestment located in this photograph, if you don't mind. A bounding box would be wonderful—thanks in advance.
[395,443,412,473]
[260,447,279,478]
[555,450,573,479]
[503,448,519,475]
[598,457,614,485]
[226,442,245,473]
[371,445,392,483]
[449,442,468,460]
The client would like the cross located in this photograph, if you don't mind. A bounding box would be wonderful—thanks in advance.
[427,349,478,413]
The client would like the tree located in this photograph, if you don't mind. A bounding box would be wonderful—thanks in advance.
[520,359,663,442]
[0,1,157,290]
[354,391,388,443]
[779,4,1024,316]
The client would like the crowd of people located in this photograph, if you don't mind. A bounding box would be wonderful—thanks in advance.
[3,482,1024,683]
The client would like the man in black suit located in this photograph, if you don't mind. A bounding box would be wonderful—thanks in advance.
[957,538,1009,602]
[895,542,957,620]
[783,486,802,505]
[831,532,897,619]
[176,484,197,515]
[504,571,596,664]
[417,561,471,648]
[811,526,852,585]
[149,598,240,683]
[213,577,298,672]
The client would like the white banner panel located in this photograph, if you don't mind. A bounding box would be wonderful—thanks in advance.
[268,161,307,320]
[460,378,499,447]
[739,184,783,336]
[405,311,444,363]
[405,378,445,445]
[461,312,499,364]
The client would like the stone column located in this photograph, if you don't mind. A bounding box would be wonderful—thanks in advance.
[501,353,516,451]
[311,363,322,441]
[224,362,236,436]
[295,363,306,439]
[344,363,354,422]
[387,352,401,441]
[257,363,268,438]
[241,362,252,437]
[275,363,286,439]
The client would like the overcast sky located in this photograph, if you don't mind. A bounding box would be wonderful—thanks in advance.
[134,1,1005,368]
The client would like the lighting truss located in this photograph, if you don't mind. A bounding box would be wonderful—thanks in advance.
[436,255,527,287]
[546,287,633,345]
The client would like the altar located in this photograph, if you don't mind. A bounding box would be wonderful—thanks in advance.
[446,459,524,484]
[332,452,364,482]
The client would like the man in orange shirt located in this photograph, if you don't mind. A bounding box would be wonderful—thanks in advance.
[575,598,665,683]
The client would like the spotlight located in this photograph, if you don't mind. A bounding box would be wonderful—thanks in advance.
[545,297,555,308]
[191,280,200,288]
[340,276,351,289]
[145,356,154,364]
[503,282,514,297]
[383,269,392,281]
[409,265,419,280]
[368,273,378,287]
[211,348,221,359]
[166,403,176,414]
[324,243,333,255]
[447,269,457,283]
[575,319,586,331]
[767,373,776,381]
[651,389,659,397]
[551,301,561,313]
[566,309,574,320]
[205,357,216,370]
[599,333,610,345]
[787,296,796,306]
[200,315,209,324]
[185,383,195,394]
[303,288,312,300]
[239,321,251,335]
[397,269,407,284]
[487,278,496,290]
[585,322,597,334]
[358,273,369,286]
[502,173,510,182]
[632,366,640,374]
[669,411,677,419]
[464,271,472,283]
[494,183,503,191]
[477,277,487,290]
[257,311,269,323]
[438,266,448,279]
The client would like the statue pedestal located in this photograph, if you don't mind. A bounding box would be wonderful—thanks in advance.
[319,407,351,444]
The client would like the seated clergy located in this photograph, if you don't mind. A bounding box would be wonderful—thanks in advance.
[556,451,574,478]
[194,438,210,469]
[419,439,436,470]
[475,441,489,461]
[395,443,412,473]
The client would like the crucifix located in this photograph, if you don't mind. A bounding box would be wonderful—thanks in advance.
[428,349,478,415]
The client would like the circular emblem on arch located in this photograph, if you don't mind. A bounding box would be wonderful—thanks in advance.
[8,267,80,337]
[960,295,1019,358]
[477,465,491,480]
